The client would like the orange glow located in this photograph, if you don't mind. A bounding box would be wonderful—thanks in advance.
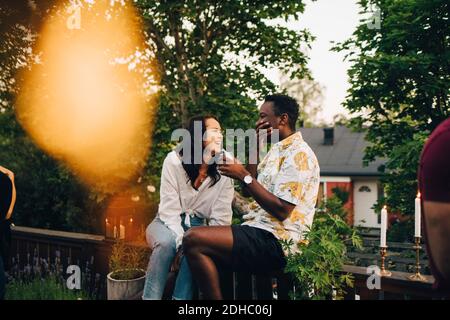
[129,218,133,223]
[16,1,159,193]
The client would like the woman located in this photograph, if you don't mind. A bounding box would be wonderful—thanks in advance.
[0,166,16,300]
[142,115,234,300]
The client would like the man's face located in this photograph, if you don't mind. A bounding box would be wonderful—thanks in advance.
[256,101,279,130]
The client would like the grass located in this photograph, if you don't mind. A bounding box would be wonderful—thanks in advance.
[5,276,90,300]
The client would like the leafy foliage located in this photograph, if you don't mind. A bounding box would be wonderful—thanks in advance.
[284,196,362,300]
[331,186,350,205]
[1,1,313,232]
[0,109,104,232]
[135,0,313,188]
[333,0,449,217]
[280,73,325,127]
[387,218,414,243]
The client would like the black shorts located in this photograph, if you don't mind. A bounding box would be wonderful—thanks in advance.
[231,225,286,274]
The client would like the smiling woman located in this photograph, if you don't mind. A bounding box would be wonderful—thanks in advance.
[179,115,223,190]
[141,115,235,300]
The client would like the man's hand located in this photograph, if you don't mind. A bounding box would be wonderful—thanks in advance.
[256,121,272,144]
[217,156,250,181]
[245,121,272,182]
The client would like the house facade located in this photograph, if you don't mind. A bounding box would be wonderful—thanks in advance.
[300,126,385,229]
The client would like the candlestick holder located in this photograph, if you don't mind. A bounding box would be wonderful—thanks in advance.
[408,236,426,282]
[380,246,392,277]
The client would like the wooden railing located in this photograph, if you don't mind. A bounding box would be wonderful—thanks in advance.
[341,265,450,300]
[347,228,431,274]
[7,225,450,300]
[8,225,113,299]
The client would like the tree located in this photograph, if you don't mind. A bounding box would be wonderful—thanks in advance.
[1,1,314,231]
[0,1,103,232]
[0,108,102,232]
[279,73,325,127]
[1,1,154,232]
[134,0,314,187]
[333,0,449,226]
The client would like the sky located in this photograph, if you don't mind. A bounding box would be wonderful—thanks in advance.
[265,0,363,124]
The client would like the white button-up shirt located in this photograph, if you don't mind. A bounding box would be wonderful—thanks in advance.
[157,150,234,249]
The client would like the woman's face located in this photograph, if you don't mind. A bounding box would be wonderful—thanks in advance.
[203,117,223,155]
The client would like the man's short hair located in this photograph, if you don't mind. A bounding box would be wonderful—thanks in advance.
[264,94,300,130]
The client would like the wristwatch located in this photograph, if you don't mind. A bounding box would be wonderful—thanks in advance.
[243,174,253,185]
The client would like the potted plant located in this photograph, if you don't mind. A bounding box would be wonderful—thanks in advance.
[107,240,148,300]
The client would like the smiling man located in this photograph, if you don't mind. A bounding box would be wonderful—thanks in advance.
[183,94,320,299]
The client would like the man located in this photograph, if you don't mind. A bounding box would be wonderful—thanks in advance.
[419,118,450,290]
[0,166,16,300]
[183,94,320,299]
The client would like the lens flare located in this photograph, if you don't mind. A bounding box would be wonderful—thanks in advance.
[16,0,159,193]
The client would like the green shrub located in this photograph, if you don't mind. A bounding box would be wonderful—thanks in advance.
[331,186,350,205]
[387,219,414,243]
[283,196,362,300]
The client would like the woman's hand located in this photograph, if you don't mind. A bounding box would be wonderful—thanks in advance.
[171,249,184,273]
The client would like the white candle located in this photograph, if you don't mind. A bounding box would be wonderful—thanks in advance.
[380,206,387,247]
[105,218,111,238]
[119,222,125,240]
[415,192,421,237]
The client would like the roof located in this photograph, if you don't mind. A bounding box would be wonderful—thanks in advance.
[299,126,385,177]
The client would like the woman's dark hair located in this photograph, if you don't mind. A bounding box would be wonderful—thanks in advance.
[178,115,221,189]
